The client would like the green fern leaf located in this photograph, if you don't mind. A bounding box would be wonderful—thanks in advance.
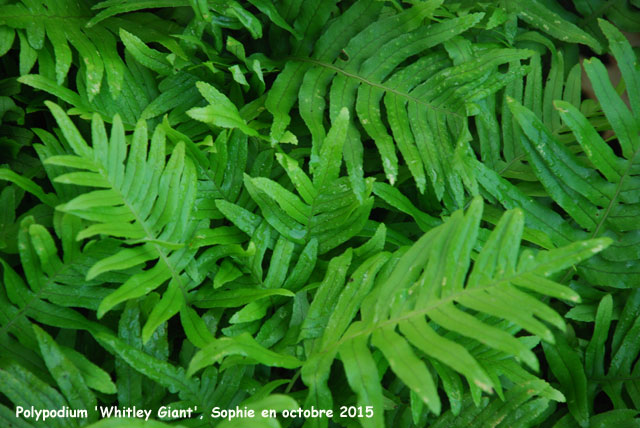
[304,198,608,415]
[42,102,202,344]
[503,21,640,288]
[244,109,373,254]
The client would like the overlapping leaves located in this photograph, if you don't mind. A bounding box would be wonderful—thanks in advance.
[0,1,639,427]
[478,19,640,288]
[266,0,533,207]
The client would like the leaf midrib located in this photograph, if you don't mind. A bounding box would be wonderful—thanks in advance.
[91,160,190,302]
[291,57,462,118]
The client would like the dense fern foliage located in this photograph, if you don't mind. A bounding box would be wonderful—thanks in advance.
[1,0,640,427]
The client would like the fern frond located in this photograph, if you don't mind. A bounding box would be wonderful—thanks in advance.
[502,20,640,288]
[266,0,533,207]
[239,108,374,254]
[2,1,639,425]
[3,0,204,127]
[302,198,609,420]
[1,0,122,98]
[41,102,201,343]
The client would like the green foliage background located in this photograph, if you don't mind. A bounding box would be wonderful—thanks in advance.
[1,0,640,427]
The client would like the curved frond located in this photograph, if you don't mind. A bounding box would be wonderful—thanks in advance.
[300,197,609,420]
[43,102,199,341]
